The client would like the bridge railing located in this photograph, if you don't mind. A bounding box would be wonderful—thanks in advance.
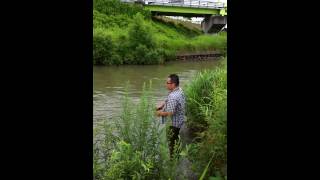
[121,0,226,9]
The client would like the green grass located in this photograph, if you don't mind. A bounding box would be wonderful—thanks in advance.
[150,18,227,55]
[184,57,227,179]
[151,16,202,37]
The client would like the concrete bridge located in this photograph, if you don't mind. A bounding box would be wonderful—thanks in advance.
[121,0,227,33]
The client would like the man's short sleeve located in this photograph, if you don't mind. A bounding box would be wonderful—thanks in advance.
[165,96,177,113]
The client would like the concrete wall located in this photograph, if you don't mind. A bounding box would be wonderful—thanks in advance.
[201,15,227,33]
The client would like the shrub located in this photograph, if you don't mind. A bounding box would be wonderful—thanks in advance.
[93,32,114,65]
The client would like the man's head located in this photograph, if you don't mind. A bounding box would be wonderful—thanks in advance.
[166,74,179,91]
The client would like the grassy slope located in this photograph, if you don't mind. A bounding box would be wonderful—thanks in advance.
[93,0,226,65]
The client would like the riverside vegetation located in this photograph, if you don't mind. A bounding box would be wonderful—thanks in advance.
[93,0,227,65]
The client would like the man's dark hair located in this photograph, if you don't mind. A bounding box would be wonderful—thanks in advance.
[168,74,179,86]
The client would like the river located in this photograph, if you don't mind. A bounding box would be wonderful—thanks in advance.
[93,60,220,126]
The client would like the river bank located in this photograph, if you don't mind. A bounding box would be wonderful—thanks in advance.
[93,0,227,65]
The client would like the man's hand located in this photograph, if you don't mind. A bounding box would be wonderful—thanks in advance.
[156,101,165,110]
[155,110,173,117]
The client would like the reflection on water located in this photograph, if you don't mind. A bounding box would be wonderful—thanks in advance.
[93,60,220,125]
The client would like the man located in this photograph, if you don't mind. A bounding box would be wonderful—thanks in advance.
[156,74,186,158]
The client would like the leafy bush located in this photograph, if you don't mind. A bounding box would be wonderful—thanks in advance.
[93,32,113,65]
[93,29,124,65]
[125,13,163,65]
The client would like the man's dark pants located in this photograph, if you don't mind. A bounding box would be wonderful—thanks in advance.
[167,126,180,158]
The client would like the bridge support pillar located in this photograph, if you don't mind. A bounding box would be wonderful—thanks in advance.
[201,15,227,33]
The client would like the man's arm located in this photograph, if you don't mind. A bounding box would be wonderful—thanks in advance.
[156,110,173,117]
[156,97,176,117]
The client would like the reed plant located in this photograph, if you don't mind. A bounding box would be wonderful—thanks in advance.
[93,82,183,179]
[184,57,227,179]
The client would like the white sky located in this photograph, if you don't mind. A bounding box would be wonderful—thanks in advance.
[172,0,227,24]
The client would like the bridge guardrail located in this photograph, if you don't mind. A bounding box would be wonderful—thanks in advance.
[121,0,227,9]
